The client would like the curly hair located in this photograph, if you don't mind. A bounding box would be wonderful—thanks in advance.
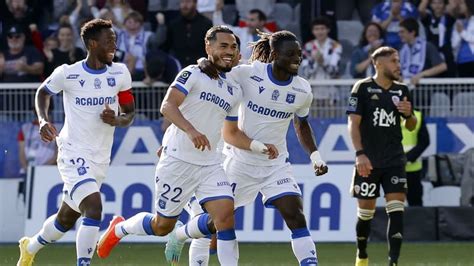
[80,19,113,50]
[249,30,298,63]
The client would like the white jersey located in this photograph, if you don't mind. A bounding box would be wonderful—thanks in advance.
[41,60,132,164]
[225,61,313,166]
[162,65,242,166]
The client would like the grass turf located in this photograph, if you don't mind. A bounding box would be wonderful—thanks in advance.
[1,242,473,266]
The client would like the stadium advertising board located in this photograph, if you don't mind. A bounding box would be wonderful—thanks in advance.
[25,165,357,242]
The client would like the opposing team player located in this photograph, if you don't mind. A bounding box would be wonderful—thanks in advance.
[347,46,416,266]
[96,26,277,266]
[17,19,135,266]
[166,30,328,266]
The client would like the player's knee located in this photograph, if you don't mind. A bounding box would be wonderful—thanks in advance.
[81,202,102,220]
[281,208,307,229]
[211,209,234,230]
[357,207,375,221]
[56,214,77,230]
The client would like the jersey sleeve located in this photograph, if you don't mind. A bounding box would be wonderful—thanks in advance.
[170,66,199,95]
[346,80,365,115]
[295,83,313,118]
[225,84,242,121]
[119,64,133,92]
[40,65,66,95]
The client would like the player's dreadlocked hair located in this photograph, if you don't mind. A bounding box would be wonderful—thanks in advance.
[249,30,298,63]
[80,19,113,50]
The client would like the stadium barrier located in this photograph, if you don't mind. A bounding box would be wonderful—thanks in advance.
[1,78,474,121]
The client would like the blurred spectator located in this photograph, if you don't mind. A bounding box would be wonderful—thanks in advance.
[198,0,217,20]
[104,0,133,28]
[300,17,342,117]
[399,18,447,85]
[335,0,381,25]
[49,0,77,22]
[401,109,429,206]
[44,24,85,76]
[451,0,474,77]
[147,0,180,31]
[162,0,212,67]
[17,108,57,176]
[213,4,269,61]
[117,11,153,80]
[419,0,457,77]
[372,0,419,49]
[351,22,385,78]
[0,0,40,35]
[235,0,277,32]
[300,0,338,43]
[0,25,44,82]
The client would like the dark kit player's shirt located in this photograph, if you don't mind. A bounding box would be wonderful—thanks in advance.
[346,77,413,168]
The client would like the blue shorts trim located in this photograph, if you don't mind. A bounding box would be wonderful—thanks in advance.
[264,192,301,208]
[69,178,96,200]
[156,210,181,219]
[199,196,234,206]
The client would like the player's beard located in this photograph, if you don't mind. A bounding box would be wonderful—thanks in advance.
[384,68,400,81]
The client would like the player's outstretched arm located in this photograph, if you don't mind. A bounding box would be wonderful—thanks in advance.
[222,120,278,159]
[293,117,328,176]
[35,86,58,143]
[348,114,373,177]
[160,87,210,151]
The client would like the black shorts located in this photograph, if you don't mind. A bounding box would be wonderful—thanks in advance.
[350,165,407,199]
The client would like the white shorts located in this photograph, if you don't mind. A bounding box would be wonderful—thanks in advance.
[224,157,302,208]
[57,147,108,213]
[155,155,233,218]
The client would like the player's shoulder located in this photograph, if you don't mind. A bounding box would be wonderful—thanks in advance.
[179,64,202,77]
[107,62,129,74]
[291,76,312,95]
[393,80,409,90]
[351,77,373,93]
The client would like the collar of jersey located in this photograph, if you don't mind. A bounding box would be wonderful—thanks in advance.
[82,60,107,75]
[267,64,293,86]
[218,72,226,79]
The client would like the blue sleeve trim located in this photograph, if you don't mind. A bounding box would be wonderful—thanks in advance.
[69,178,96,200]
[173,83,189,95]
[142,213,155,235]
[199,196,234,206]
[197,213,212,236]
[264,192,301,209]
[217,229,236,240]
[43,85,57,95]
[82,217,101,227]
[291,227,311,239]
[225,116,238,121]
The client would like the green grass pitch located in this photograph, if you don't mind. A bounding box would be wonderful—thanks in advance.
[1,242,473,265]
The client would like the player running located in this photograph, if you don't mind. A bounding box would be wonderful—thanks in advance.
[96,26,277,266]
[17,19,135,266]
[166,30,328,266]
[347,46,416,266]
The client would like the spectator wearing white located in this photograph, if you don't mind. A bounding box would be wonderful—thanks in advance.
[399,17,447,86]
[451,0,474,77]
[117,11,153,81]
[372,0,419,49]
[213,2,270,61]
[351,22,385,79]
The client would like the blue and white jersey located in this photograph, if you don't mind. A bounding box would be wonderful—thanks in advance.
[40,60,132,164]
[225,61,313,166]
[162,65,242,166]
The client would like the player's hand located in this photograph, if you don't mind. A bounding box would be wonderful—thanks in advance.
[156,12,165,25]
[198,58,219,79]
[356,154,373,177]
[310,151,328,176]
[263,144,279,159]
[397,96,412,117]
[156,146,163,158]
[186,128,211,151]
[100,103,118,126]
[39,119,58,143]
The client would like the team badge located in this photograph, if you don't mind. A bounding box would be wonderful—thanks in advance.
[353,185,361,194]
[348,96,358,111]
[159,198,167,209]
[79,80,85,87]
[286,93,296,104]
[77,166,87,176]
[177,70,192,84]
[392,96,400,105]
[107,77,116,87]
[271,90,280,101]
[94,78,101,89]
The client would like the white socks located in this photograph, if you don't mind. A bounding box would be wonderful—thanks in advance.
[291,228,318,265]
[189,237,212,266]
[27,214,67,254]
[216,229,239,266]
[76,217,101,266]
[115,212,155,238]
[176,213,211,241]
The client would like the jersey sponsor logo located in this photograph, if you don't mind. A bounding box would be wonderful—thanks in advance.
[250,75,263,82]
[66,74,80,80]
[108,71,124,75]
[79,80,85,87]
[277,177,291,185]
[390,89,402,96]
[94,78,102,89]
[292,86,307,93]
[347,97,358,112]
[217,181,230,186]
[286,93,296,104]
[259,86,265,94]
[177,70,192,84]
[392,95,400,105]
[107,77,116,87]
[75,96,117,106]
[246,100,293,119]
[390,176,407,184]
[271,90,280,101]
[367,87,382,93]
[199,91,231,112]
[373,107,396,127]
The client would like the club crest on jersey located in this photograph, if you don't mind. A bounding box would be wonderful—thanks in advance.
[177,70,191,84]
[227,85,233,95]
[79,80,85,87]
[286,93,296,104]
[271,89,280,101]
[392,96,400,105]
[158,198,167,209]
[107,77,116,87]
[250,75,263,82]
[259,86,265,94]
[94,78,101,89]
